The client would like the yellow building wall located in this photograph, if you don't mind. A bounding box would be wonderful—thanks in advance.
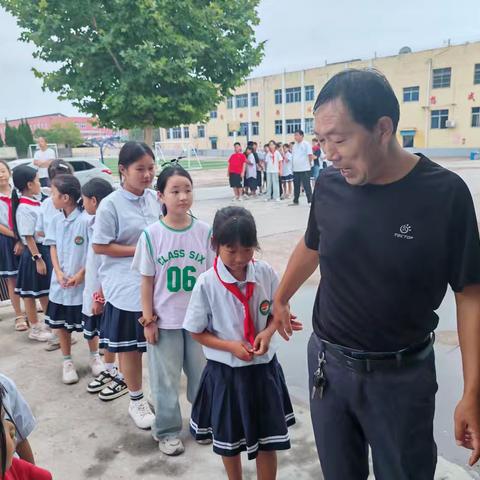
[161,41,480,151]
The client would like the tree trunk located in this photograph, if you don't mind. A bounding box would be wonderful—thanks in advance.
[144,127,154,148]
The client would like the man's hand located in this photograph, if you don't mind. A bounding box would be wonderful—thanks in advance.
[271,302,303,341]
[229,341,254,362]
[144,322,158,345]
[454,394,480,466]
[253,330,273,356]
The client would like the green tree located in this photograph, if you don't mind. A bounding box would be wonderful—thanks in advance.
[19,119,34,147]
[0,133,4,147]
[1,0,264,146]
[34,122,83,147]
[15,120,29,156]
[4,121,16,148]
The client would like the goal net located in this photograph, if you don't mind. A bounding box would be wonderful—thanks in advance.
[154,141,202,170]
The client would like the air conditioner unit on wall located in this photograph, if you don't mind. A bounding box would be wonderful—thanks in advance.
[445,120,456,128]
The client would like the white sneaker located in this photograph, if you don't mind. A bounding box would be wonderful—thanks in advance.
[28,325,51,342]
[158,436,185,456]
[45,332,60,351]
[128,398,155,430]
[90,356,105,377]
[62,361,79,384]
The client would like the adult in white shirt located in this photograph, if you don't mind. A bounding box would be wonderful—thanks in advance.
[264,140,282,202]
[291,129,313,205]
[33,137,56,187]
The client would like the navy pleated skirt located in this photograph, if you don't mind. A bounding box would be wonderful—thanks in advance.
[15,244,52,298]
[0,234,19,278]
[82,314,106,347]
[99,302,146,353]
[45,302,83,332]
[190,356,295,460]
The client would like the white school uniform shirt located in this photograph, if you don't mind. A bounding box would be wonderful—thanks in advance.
[36,197,59,239]
[282,152,293,177]
[82,216,103,316]
[0,192,12,229]
[44,208,91,306]
[265,150,282,174]
[33,148,56,180]
[245,153,257,179]
[183,257,279,368]
[92,187,161,312]
[15,198,43,245]
[292,140,313,172]
[132,217,214,329]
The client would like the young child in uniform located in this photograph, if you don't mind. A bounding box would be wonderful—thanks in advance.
[0,160,25,331]
[81,178,127,401]
[0,384,52,480]
[36,159,75,352]
[244,146,258,197]
[281,143,294,200]
[132,165,213,456]
[184,206,299,480]
[43,174,93,384]
[92,142,161,429]
[12,166,52,342]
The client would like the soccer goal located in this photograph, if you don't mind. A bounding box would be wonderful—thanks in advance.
[154,141,202,170]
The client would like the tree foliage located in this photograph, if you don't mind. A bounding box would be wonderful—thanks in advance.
[34,122,84,147]
[1,0,264,131]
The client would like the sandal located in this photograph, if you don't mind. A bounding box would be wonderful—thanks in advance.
[15,315,29,332]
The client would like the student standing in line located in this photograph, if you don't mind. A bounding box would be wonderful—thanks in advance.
[93,142,161,429]
[227,142,246,202]
[264,140,282,202]
[244,146,258,197]
[281,144,294,199]
[12,166,52,342]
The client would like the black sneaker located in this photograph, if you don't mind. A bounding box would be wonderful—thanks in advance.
[98,377,128,401]
[87,370,116,393]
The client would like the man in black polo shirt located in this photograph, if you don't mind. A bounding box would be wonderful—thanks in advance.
[273,69,480,479]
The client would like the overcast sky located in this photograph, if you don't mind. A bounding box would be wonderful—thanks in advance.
[1,0,479,120]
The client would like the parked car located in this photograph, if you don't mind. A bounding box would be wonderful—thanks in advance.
[8,157,115,186]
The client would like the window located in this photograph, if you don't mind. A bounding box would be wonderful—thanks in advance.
[236,94,248,108]
[431,109,449,129]
[475,64,480,85]
[197,125,205,138]
[274,120,283,135]
[274,89,282,104]
[227,96,233,109]
[251,122,259,136]
[172,127,182,139]
[432,68,451,88]
[403,86,419,102]
[286,87,301,103]
[402,135,415,148]
[250,92,258,107]
[305,85,315,102]
[70,160,94,172]
[166,129,171,140]
[304,118,314,135]
[286,118,302,134]
[239,122,249,136]
[210,111,217,119]
[183,126,189,139]
[472,107,480,127]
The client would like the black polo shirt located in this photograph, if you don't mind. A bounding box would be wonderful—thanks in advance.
[304,154,480,351]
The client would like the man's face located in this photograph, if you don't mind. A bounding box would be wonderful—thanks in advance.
[294,132,303,143]
[314,98,385,186]
[37,137,47,150]
[234,144,242,153]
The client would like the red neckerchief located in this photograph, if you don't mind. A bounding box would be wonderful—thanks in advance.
[19,197,41,207]
[214,256,256,346]
[0,194,13,229]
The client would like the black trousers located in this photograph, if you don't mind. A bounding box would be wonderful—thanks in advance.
[293,171,312,203]
[308,333,438,480]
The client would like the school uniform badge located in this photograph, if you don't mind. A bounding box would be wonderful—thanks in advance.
[259,300,271,316]
[74,236,85,246]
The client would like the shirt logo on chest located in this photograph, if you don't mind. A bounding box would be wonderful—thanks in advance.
[394,224,414,240]
[74,236,85,245]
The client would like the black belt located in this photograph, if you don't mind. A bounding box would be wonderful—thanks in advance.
[320,334,435,373]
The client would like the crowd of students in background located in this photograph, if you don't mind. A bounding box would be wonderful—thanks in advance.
[227,129,329,204]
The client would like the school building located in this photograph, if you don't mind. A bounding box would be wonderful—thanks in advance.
[160,41,480,151]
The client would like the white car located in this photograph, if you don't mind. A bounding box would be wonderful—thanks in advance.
[8,157,115,186]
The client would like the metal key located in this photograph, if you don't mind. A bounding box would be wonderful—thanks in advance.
[311,352,327,400]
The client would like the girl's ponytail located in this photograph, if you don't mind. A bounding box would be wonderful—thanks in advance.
[11,188,21,240]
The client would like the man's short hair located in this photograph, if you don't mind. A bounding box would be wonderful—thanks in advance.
[234,142,241,147]
[313,68,400,133]
[294,129,304,136]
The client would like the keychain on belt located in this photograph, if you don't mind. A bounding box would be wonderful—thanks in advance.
[311,351,327,400]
